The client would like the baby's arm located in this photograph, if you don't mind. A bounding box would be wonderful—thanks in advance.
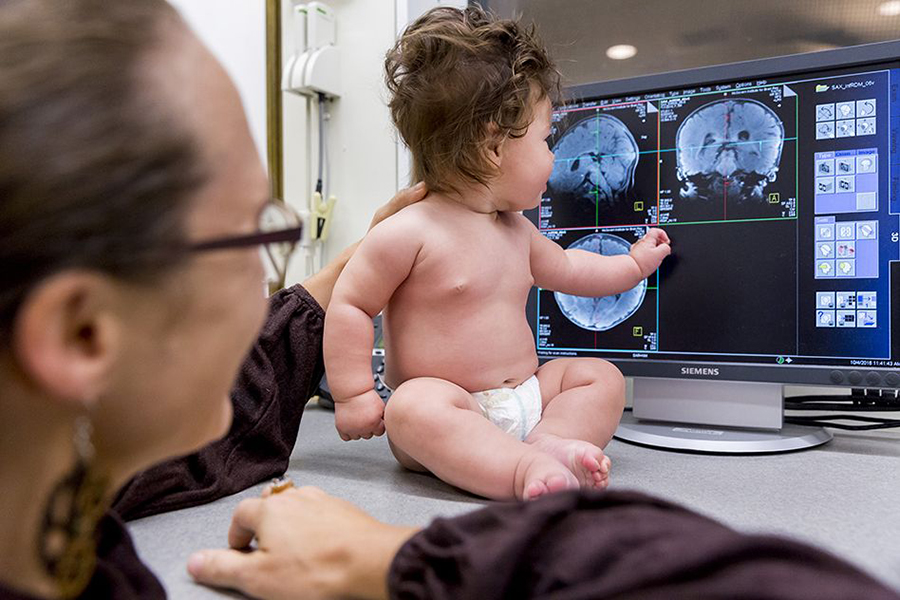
[528,220,671,297]
[324,214,422,440]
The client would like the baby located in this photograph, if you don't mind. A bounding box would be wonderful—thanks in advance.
[323,6,670,500]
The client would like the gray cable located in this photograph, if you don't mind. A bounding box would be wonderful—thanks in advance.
[317,93,326,195]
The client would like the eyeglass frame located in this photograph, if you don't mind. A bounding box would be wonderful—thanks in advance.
[189,225,303,252]
[187,200,304,290]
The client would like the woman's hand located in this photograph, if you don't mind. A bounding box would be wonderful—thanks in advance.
[187,486,419,600]
[368,181,426,231]
[302,182,427,310]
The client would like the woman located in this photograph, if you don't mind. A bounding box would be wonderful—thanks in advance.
[0,1,897,599]
[0,0,410,596]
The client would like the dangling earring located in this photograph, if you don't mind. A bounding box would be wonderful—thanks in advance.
[37,415,110,599]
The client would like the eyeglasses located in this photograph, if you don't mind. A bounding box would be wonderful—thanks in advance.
[189,200,303,289]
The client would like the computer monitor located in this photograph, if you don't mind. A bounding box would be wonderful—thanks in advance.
[525,40,900,453]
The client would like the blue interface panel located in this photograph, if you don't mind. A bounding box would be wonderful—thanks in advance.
[529,61,900,368]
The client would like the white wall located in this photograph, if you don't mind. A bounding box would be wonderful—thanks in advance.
[169,0,464,283]
[281,0,465,285]
[168,0,268,166]
[282,0,398,284]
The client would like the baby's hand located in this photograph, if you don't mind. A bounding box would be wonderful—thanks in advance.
[630,228,671,277]
[334,390,385,441]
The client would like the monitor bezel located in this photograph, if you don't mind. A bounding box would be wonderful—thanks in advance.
[567,40,900,103]
[532,40,900,389]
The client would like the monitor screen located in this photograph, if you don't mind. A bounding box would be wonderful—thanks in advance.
[525,41,900,389]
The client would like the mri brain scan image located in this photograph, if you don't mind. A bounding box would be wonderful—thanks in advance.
[554,233,646,331]
[675,99,784,204]
[548,114,639,208]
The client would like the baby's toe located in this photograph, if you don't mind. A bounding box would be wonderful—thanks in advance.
[580,450,601,474]
[546,473,576,494]
[599,455,611,474]
[524,480,549,501]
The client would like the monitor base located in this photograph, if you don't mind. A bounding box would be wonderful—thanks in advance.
[614,413,833,454]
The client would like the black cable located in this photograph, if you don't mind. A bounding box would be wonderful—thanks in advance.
[787,389,900,404]
[785,402,900,412]
[788,414,900,424]
[315,92,326,196]
[785,415,900,431]
[786,393,900,429]
[786,395,899,404]
[785,392,900,420]
[786,420,900,431]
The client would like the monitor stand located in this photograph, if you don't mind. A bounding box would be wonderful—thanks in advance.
[613,377,832,454]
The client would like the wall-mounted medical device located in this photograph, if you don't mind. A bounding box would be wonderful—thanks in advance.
[282,2,340,98]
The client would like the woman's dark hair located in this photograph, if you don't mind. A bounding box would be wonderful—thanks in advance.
[0,0,206,343]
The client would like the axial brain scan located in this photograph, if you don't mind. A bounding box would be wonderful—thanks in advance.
[675,99,784,203]
[548,114,639,207]
[554,232,646,331]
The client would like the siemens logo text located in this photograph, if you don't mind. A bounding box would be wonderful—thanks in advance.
[681,367,720,376]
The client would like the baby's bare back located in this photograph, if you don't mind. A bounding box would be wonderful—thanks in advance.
[384,202,538,392]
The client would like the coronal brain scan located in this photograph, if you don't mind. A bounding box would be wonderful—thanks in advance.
[554,233,646,331]
[675,99,784,204]
[548,114,639,207]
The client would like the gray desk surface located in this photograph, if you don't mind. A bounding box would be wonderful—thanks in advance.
[131,403,900,599]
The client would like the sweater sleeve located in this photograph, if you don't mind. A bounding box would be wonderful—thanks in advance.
[112,284,326,521]
[388,489,899,600]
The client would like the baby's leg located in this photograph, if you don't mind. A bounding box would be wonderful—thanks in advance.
[528,358,626,489]
[383,377,578,500]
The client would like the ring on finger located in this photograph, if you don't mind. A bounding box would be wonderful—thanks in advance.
[266,476,295,496]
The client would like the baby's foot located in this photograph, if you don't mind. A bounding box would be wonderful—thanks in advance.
[515,451,579,501]
[528,434,611,490]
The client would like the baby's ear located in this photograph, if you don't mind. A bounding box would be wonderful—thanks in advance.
[485,123,505,168]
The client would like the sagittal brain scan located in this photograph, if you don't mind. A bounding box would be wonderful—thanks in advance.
[548,114,639,209]
[675,98,784,206]
[554,233,646,331]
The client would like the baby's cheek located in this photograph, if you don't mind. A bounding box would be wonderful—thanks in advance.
[543,150,554,173]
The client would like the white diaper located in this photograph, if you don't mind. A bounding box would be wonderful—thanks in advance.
[471,375,543,441]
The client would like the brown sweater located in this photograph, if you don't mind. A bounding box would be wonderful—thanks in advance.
[2,285,897,600]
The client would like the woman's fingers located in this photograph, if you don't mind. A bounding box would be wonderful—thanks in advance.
[187,548,267,596]
[227,498,265,549]
[368,181,427,230]
[391,181,427,210]
[189,487,407,600]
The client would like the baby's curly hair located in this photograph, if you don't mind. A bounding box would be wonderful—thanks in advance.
[385,5,559,194]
